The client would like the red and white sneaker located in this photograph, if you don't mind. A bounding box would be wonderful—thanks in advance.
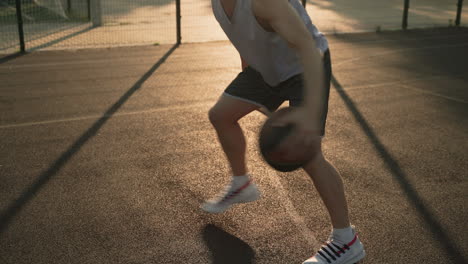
[201,179,261,214]
[303,230,365,264]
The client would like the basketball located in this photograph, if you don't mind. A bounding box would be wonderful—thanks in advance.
[259,107,313,172]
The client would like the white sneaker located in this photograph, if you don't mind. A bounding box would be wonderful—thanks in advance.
[201,179,261,214]
[303,229,365,264]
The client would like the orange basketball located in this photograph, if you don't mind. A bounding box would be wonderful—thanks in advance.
[259,107,313,172]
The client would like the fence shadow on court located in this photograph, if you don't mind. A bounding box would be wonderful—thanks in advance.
[203,224,255,264]
[0,52,26,64]
[331,74,467,264]
[331,27,468,116]
[0,43,180,235]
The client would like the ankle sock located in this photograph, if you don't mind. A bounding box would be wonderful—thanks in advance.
[231,174,250,188]
[332,226,354,243]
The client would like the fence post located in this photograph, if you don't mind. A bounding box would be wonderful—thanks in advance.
[176,0,181,44]
[67,0,71,15]
[402,0,410,29]
[15,0,25,52]
[90,0,102,27]
[87,0,91,20]
[456,0,464,26]
[302,0,306,8]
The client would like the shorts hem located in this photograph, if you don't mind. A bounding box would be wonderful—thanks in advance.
[222,92,271,115]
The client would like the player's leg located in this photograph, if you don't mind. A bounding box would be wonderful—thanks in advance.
[302,144,365,264]
[300,104,364,263]
[303,141,350,228]
[285,49,350,227]
[208,94,260,177]
[283,49,365,263]
[202,67,281,214]
[201,94,262,214]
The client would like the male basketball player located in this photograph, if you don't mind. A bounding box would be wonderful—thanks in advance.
[202,0,365,263]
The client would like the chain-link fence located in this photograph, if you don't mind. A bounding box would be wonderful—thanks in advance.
[0,1,20,54]
[1,0,466,54]
[306,0,465,33]
[181,0,225,43]
[1,0,176,54]
[1,0,93,53]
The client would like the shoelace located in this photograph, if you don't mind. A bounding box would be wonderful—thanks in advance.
[317,241,349,263]
[316,234,358,264]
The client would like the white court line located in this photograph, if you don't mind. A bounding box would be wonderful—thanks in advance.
[2,34,468,69]
[333,42,468,67]
[330,74,468,104]
[329,32,468,46]
[3,40,467,129]
[332,74,466,92]
[264,168,320,248]
[400,84,468,104]
[0,53,228,69]
[244,131,319,249]
[0,101,211,129]
[3,74,464,129]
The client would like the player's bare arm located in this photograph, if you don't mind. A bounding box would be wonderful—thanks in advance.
[253,0,326,143]
[240,56,248,70]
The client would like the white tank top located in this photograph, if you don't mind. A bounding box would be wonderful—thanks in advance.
[212,0,329,86]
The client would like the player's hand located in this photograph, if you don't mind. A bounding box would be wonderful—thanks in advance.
[272,107,322,160]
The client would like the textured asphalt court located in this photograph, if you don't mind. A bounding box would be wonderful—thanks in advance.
[0,28,467,263]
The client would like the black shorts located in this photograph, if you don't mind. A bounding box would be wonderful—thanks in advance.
[224,49,332,135]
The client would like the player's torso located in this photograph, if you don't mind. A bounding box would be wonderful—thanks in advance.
[213,0,329,86]
[219,0,274,32]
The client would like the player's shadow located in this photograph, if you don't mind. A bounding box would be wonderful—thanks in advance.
[203,224,255,264]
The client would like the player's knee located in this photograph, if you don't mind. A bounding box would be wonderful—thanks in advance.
[208,106,227,127]
[304,143,325,169]
[310,144,323,162]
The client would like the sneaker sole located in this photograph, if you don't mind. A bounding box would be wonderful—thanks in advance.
[239,189,261,203]
[303,249,365,264]
[201,189,261,214]
[347,249,366,264]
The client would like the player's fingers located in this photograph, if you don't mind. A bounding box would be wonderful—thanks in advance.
[271,115,291,127]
